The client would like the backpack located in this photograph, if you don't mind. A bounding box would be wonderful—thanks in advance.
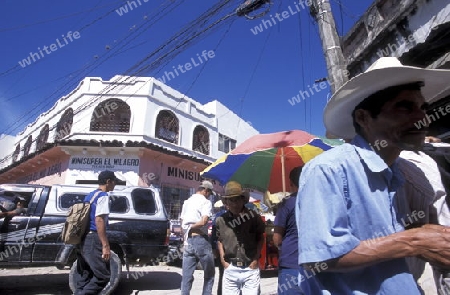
[61,191,101,245]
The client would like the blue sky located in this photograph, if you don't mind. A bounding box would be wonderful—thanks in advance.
[0,0,374,138]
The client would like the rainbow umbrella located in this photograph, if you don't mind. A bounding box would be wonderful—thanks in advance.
[201,130,343,194]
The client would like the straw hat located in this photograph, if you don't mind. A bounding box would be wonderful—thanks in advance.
[324,57,450,139]
[222,181,250,201]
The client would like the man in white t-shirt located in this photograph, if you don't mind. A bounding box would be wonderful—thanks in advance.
[180,180,215,295]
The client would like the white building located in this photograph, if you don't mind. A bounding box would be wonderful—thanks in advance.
[341,0,450,140]
[0,75,259,219]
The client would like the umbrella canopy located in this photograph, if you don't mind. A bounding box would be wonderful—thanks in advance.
[201,130,343,193]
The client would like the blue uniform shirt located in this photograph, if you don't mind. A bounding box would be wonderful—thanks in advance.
[84,189,109,232]
[274,194,299,269]
[296,135,420,294]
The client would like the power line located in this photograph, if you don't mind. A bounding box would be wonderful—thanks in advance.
[1,0,236,144]
[0,1,122,33]
[0,0,182,135]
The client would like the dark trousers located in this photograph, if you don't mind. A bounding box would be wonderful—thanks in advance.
[74,233,110,295]
[216,257,224,295]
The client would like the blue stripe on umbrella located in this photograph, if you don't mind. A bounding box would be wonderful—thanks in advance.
[308,138,336,151]
[201,153,252,185]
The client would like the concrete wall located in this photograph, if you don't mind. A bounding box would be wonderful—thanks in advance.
[342,0,450,75]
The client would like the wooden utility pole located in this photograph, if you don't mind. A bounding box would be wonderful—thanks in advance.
[309,0,348,94]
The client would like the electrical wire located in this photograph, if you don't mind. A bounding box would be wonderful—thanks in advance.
[0,0,237,160]
[0,1,122,33]
[0,0,182,135]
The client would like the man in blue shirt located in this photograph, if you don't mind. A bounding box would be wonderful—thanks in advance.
[296,57,450,294]
[74,170,119,295]
[274,166,321,295]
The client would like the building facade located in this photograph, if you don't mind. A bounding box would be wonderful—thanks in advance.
[341,0,450,140]
[0,75,259,219]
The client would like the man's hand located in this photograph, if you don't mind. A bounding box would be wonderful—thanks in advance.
[102,244,111,261]
[249,259,259,269]
[409,224,450,268]
[14,206,26,215]
[213,249,219,259]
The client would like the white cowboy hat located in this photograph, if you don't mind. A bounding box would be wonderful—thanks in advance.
[324,57,450,139]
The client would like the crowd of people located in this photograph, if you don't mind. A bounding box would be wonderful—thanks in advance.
[179,57,450,295]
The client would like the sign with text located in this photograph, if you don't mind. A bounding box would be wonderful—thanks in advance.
[167,166,216,184]
[17,162,63,183]
[69,156,140,171]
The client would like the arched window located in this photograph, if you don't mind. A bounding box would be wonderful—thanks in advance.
[90,99,131,133]
[36,124,49,151]
[23,136,32,157]
[12,144,20,162]
[192,126,209,155]
[155,110,179,144]
[55,108,73,141]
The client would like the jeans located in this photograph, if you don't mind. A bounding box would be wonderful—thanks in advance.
[74,233,110,295]
[181,236,215,295]
[223,264,260,295]
[278,268,304,295]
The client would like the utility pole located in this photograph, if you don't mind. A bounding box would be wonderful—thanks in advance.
[309,0,348,94]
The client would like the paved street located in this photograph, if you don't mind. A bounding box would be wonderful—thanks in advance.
[0,262,437,294]
[0,264,278,295]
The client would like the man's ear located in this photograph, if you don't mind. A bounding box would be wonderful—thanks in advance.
[354,109,371,131]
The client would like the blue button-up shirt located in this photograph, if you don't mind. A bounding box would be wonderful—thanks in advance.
[296,135,420,294]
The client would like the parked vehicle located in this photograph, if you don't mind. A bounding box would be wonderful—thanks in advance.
[0,183,170,294]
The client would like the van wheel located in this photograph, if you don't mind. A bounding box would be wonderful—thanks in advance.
[69,250,122,295]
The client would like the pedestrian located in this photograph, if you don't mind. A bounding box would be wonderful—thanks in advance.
[74,170,119,295]
[180,180,215,295]
[274,166,320,294]
[398,146,450,293]
[216,181,265,295]
[296,56,450,294]
[210,204,228,295]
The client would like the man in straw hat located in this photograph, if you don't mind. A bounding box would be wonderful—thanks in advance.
[216,181,265,295]
[295,57,450,294]
[180,180,215,295]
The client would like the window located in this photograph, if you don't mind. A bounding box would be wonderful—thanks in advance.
[12,144,20,162]
[109,195,129,213]
[59,193,129,214]
[192,126,209,155]
[0,191,32,214]
[55,108,73,141]
[132,188,156,215]
[218,133,236,153]
[90,99,131,133]
[155,110,179,144]
[23,136,32,157]
[36,124,49,151]
[161,185,190,220]
[60,193,88,209]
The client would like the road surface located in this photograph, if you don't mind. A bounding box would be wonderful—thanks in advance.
[0,262,437,294]
[0,264,278,295]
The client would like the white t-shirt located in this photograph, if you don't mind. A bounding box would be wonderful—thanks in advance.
[180,193,212,238]
[95,193,110,217]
